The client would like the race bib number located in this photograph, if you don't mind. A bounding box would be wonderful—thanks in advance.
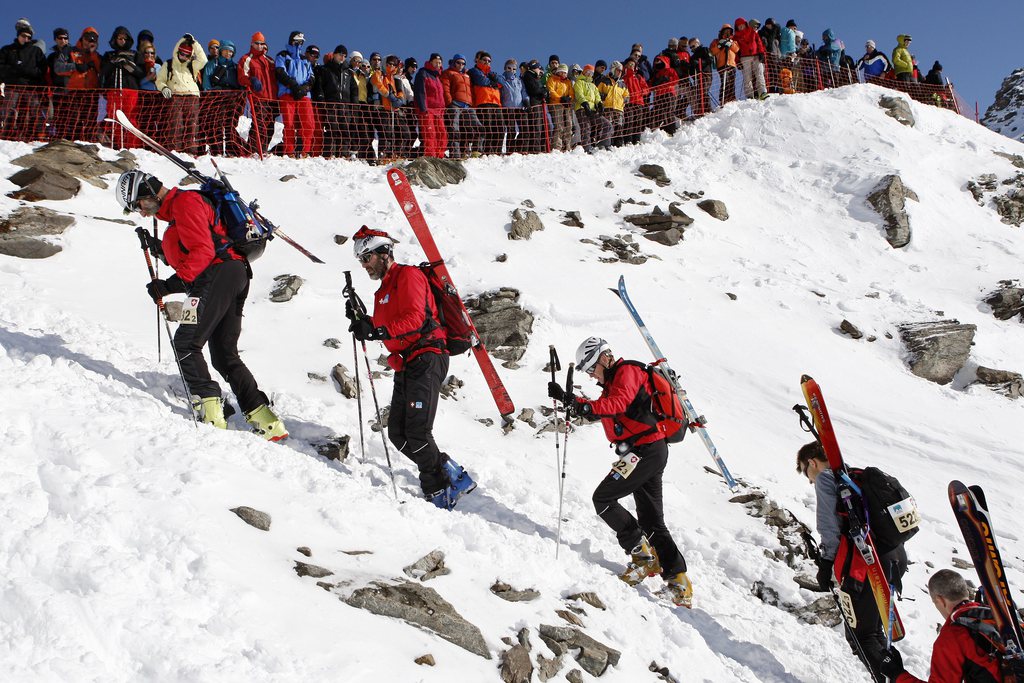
[180,296,200,325]
[887,496,921,533]
[610,453,640,480]
[837,589,857,628]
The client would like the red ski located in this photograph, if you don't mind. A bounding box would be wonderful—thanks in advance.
[387,168,515,418]
[800,374,905,643]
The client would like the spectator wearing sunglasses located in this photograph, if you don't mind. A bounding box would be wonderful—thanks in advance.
[47,27,73,88]
[0,19,46,86]
[238,32,277,154]
[202,40,240,91]
[65,27,101,90]
[100,27,144,89]
[319,45,357,158]
[396,57,419,157]
[274,31,316,156]
[441,54,480,157]
[892,35,914,82]
[370,54,409,159]
[497,58,527,154]
[467,51,503,154]
[520,60,547,153]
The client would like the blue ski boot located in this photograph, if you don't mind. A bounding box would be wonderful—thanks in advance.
[426,488,451,510]
[443,458,477,508]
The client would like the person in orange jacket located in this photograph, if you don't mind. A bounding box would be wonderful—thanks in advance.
[467,50,502,154]
[370,54,409,159]
[440,53,480,157]
[709,24,739,104]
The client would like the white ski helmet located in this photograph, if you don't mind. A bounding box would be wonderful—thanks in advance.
[352,225,394,259]
[115,170,162,213]
[575,336,610,374]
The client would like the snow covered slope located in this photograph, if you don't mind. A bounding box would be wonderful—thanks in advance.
[2,85,1023,682]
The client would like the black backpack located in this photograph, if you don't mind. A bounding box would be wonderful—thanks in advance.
[847,466,920,554]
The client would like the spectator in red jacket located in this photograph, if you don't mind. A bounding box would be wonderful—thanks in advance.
[878,569,1003,683]
[414,53,447,158]
[734,17,767,99]
[237,32,277,155]
[622,57,649,144]
[649,55,679,134]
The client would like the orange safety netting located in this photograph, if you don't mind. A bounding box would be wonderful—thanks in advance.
[0,68,968,162]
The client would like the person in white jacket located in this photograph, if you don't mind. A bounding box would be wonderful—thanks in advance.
[155,34,207,153]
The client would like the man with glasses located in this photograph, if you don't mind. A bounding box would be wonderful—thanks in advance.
[348,227,478,510]
[396,57,418,157]
[155,35,207,154]
[370,54,409,159]
[114,169,288,441]
[238,32,277,155]
[320,45,357,158]
[892,35,914,82]
[274,31,316,156]
[441,53,479,157]
[468,51,502,154]
[547,337,693,607]
[47,28,72,88]
[497,58,526,154]
[0,19,46,141]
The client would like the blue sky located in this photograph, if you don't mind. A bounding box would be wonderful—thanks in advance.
[17,2,1022,114]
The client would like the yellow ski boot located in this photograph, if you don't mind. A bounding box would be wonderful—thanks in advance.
[245,404,288,442]
[661,571,693,608]
[195,396,227,429]
[619,536,662,586]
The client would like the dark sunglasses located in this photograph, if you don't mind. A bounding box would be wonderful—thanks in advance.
[371,56,381,61]
[358,252,376,264]
[253,41,266,46]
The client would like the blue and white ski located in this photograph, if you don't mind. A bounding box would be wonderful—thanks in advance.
[614,275,739,491]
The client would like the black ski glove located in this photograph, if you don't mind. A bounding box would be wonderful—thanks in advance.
[878,647,904,679]
[146,274,184,303]
[547,381,566,402]
[581,101,591,113]
[573,399,592,417]
[344,299,362,323]
[349,318,388,341]
[141,230,164,258]
[815,557,834,592]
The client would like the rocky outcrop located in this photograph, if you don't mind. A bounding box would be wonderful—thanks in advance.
[867,175,918,248]
[509,208,544,240]
[270,274,303,302]
[7,140,135,201]
[985,281,1024,321]
[0,206,74,258]
[465,288,533,367]
[637,163,670,186]
[580,233,650,265]
[696,199,729,221]
[992,184,1024,226]
[344,581,491,659]
[401,157,467,188]
[313,436,350,461]
[539,624,621,677]
[879,95,915,127]
[331,363,358,398]
[974,367,1023,399]
[982,68,1024,142]
[403,550,451,581]
[230,506,271,531]
[500,628,533,683]
[751,581,842,627]
[490,581,540,603]
[898,320,976,385]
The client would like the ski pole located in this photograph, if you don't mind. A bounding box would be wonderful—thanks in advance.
[555,362,575,559]
[548,345,562,482]
[343,271,397,499]
[153,218,161,363]
[135,227,197,427]
[352,331,366,464]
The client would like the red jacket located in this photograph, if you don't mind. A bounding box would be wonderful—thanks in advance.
[623,66,650,104]
[238,50,277,100]
[650,55,679,97]
[896,602,1002,683]
[579,359,666,447]
[156,188,240,283]
[372,264,445,370]
[734,18,767,57]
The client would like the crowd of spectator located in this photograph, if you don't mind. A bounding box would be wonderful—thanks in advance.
[0,16,953,160]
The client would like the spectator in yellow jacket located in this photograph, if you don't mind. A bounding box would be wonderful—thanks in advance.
[892,34,914,82]
[546,63,573,152]
[599,61,629,146]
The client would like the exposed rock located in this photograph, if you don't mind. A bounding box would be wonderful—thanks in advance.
[279,174,297,182]
[613,197,650,213]
[643,227,683,246]
[567,592,606,610]
[414,654,435,666]
[556,609,584,626]
[7,166,81,201]
[538,624,620,675]
[478,417,494,427]
[867,175,918,248]
[313,435,350,461]
[580,234,649,265]
[898,320,977,385]
[295,561,334,578]
[0,206,74,258]
[696,199,729,221]
[499,628,533,683]
[491,581,540,602]
[344,581,491,659]
[9,139,134,198]
[650,661,682,683]
[638,164,671,186]
[576,647,609,677]
[561,211,584,228]
[521,199,535,208]
[793,596,843,627]
[975,366,1023,399]
[401,157,467,189]
[516,408,536,427]
[370,405,390,432]
[465,288,533,366]
[726,292,737,301]
[403,550,451,582]
[323,337,343,348]
[967,174,998,204]
[331,363,358,398]
[334,235,348,245]
[994,151,1024,168]
[879,95,915,126]
[164,301,183,322]
[604,180,614,188]
[982,69,1024,141]
[308,372,327,382]
[297,547,312,557]
[839,319,864,339]
[509,208,544,240]
[729,488,816,567]
[179,175,201,186]
[439,375,464,400]
[951,557,974,570]
[270,274,304,302]
[537,652,564,681]
[674,189,704,201]
[495,253,508,262]
[993,186,1024,226]
[230,506,271,531]
[668,202,695,226]
[566,670,584,683]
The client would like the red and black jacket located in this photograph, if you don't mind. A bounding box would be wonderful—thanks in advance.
[372,263,446,370]
[895,601,1002,683]
[579,359,666,448]
[156,188,242,284]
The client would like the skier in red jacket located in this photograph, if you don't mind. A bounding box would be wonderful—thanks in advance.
[879,569,1003,683]
[548,337,692,606]
[348,227,476,509]
[115,170,287,440]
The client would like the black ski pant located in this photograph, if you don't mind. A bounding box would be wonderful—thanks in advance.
[592,439,686,577]
[173,259,269,414]
[388,351,450,494]
[842,545,908,677]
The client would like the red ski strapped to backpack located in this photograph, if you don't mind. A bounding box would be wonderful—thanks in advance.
[418,261,474,356]
[619,360,687,444]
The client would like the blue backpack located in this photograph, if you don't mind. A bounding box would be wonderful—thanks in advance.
[196,179,274,261]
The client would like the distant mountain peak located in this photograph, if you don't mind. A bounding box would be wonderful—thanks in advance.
[983,67,1024,142]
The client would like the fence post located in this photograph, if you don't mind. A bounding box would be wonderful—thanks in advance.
[814,59,823,91]
[247,92,265,160]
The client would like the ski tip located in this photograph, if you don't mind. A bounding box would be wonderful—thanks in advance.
[617,274,625,286]
[800,373,814,383]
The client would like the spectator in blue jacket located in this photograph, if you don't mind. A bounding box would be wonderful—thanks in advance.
[817,29,842,68]
[497,58,527,154]
[856,40,891,79]
[275,31,315,156]
[202,40,239,90]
